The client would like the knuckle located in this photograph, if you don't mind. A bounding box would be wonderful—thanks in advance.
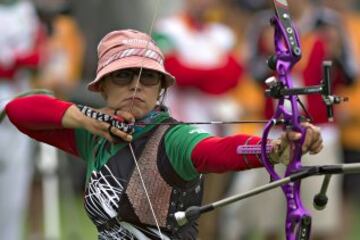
[117,130,126,137]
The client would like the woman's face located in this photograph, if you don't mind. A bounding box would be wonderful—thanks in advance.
[101,68,163,119]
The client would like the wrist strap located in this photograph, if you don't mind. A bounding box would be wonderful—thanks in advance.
[77,104,134,134]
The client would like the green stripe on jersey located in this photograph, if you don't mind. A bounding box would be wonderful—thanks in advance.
[164,125,212,181]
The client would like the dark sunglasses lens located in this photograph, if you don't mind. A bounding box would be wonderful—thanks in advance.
[111,70,133,85]
[110,69,162,86]
[140,71,162,86]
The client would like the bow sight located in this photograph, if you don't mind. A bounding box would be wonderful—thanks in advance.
[265,61,348,122]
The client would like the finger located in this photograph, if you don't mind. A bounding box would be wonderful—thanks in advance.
[302,128,314,153]
[96,108,132,123]
[110,125,133,142]
[302,123,321,140]
[301,124,319,152]
[99,107,116,116]
[114,110,135,123]
[100,123,116,142]
[98,121,111,132]
[83,116,115,143]
[271,139,282,153]
[300,121,312,128]
[309,139,323,154]
[103,131,115,143]
[310,144,324,154]
[303,125,322,153]
[104,132,115,143]
[95,121,116,142]
[286,131,302,141]
[91,121,114,143]
[108,125,123,143]
[312,126,321,142]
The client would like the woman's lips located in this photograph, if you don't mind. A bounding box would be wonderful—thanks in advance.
[124,97,144,102]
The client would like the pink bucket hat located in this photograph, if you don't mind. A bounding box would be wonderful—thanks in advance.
[88,29,175,92]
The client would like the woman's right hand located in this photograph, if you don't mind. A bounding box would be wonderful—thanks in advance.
[62,105,135,143]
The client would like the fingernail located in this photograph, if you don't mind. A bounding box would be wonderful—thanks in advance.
[127,135,133,141]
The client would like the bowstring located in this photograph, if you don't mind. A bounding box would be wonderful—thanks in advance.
[128,0,164,239]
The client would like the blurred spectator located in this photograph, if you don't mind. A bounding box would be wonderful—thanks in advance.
[33,0,84,98]
[153,0,244,238]
[28,0,85,238]
[154,0,243,135]
[221,0,357,239]
[0,0,46,239]
[213,0,268,138]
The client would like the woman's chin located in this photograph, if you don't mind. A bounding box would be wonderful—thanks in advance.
[124,107,147,119]
[109,105,150,119]
[133,110,148,120]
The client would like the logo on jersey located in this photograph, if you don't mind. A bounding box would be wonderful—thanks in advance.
[189,128,209,134]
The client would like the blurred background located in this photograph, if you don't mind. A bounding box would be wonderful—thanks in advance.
[1,0,360,239]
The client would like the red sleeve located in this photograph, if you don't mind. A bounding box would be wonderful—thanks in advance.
[5,95,79,156]
[164,54,243,95]
[191,135,264,173]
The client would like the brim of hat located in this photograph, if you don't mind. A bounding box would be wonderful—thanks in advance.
[88,56,176,92]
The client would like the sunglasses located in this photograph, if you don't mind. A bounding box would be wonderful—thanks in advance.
[108,68,163,86]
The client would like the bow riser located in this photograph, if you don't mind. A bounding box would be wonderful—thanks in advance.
[262,1,312,239]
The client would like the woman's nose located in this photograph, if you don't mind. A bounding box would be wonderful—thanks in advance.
[128,73,142,89]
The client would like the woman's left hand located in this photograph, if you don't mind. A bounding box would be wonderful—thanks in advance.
[270,122,323,165]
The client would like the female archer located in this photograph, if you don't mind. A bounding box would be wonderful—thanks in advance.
[3,29,323,240]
